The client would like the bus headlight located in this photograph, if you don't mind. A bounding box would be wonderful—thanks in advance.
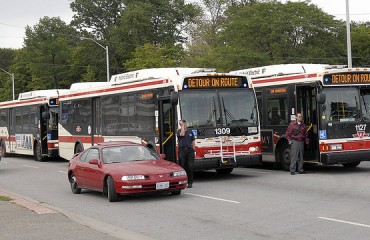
[330,144,342,151]
[249,146,259,152]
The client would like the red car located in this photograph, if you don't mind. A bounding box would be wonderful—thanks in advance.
[68,141,188,202]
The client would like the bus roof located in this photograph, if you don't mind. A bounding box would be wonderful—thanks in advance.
[229,64,348,79]
[110,67,216,83]
[70,82,112,91]
[18,89,70,100]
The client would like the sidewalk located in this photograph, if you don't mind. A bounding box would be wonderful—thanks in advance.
[0,190,154,240]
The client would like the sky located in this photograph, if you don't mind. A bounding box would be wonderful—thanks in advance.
[0,0,369,49]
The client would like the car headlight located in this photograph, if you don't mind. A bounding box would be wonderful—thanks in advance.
[122,175,146,181]
[172,170,187,177]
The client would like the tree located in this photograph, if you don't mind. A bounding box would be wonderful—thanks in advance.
[21,17,78,89]
[351,22,370,67]
[124,43,184,70]
[110,0,200,71]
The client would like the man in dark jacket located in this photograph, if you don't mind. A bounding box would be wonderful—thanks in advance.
[177,119,195,188]
[285,113,309,175]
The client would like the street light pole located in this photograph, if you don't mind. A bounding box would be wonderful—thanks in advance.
[0,68,15,100]
[345,0,352,68]
[80,37,110,82]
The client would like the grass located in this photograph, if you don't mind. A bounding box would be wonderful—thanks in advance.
[0,196,12,201]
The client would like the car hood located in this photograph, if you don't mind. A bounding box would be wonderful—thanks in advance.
[105,160,183,175]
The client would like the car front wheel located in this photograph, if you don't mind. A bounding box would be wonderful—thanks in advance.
[171,190,181,196]
[70,173,81,194]
[107,176,118,202]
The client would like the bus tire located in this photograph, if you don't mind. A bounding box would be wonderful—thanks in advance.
[216,168,233,174]
[1,140,7,157]
[279,142,291,171]
[107,176,118,202]
[34,141,44,162]
[342,161,361,168]
[75,143,84,154]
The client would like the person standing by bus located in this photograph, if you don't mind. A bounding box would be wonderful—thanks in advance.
[177,119,195,188]
[286,113,309,175]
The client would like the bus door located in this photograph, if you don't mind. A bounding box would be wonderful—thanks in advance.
[158,94,178,163]
[91,98,101,145]
[40,105,48,155]
[8,108,15,153]
[296,85,319,161]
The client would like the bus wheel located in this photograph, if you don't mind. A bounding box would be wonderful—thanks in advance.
[75,144,84,154]
[342,161,361,168]
[216,168,233,174]
[34,142,44,162]
[1,140,7,157]
[279,143,291,171]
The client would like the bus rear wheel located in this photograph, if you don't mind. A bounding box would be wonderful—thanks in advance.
[279,142,291,171]
[34,142,44,162]
[342,161,361,168]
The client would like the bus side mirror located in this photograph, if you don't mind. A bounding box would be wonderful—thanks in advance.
[170,91,178,105]
[316,93,326,104]
[42,111,50,119]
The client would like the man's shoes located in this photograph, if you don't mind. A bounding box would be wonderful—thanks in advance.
[299,171,306,174]
[187,183,193,188]
[290,172,295,175]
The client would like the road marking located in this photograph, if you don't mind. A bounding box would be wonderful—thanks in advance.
[185,193,240,204]
[318,217,370,228]
[58,171,67,174]
[22,165,40,169]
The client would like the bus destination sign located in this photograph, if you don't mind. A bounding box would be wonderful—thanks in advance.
[183,76,247,89]
[324,72,370,85]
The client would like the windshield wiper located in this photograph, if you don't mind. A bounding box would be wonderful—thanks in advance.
[198,97,217,135]
[221,97,247,134]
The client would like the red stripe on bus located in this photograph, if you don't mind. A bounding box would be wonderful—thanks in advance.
[59,79,166,100]
[59,136,104,144]
[0,97,48,107]
[252,73,317,84]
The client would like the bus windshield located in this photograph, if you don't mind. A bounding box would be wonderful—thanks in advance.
[179,89,257,129]
[321,88,360,122]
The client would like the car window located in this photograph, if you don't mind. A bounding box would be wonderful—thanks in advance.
[81,149,100,163]
[102,145,160,163]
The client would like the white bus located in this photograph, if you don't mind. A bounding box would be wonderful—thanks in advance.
[0,89,69,161]
[231,64,370,170]
[58,68,261,174]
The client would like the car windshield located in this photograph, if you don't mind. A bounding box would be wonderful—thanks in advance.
[102,145,160,163]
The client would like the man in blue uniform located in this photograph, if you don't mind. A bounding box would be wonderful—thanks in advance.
[177,119,195,188]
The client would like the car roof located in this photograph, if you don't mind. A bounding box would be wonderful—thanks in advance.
[96,141,141,147]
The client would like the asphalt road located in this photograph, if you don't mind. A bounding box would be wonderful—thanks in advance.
[1,156,370,240]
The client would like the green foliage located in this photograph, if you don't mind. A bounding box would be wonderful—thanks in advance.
[2,0,369,97]
[125,43,185,70]
[351,22,370,67]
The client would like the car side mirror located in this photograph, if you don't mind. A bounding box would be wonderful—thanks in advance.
[88,159,99,165]
[159,154,166,159]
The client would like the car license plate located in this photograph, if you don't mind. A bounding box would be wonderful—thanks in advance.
[156,181,169,190]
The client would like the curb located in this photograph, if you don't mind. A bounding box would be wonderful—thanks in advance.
[0,189,156,240]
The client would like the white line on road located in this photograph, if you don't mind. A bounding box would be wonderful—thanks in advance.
[185,193,240,204]
[318,217,370,228]
[22,165,40,169]
[58,171,67,174]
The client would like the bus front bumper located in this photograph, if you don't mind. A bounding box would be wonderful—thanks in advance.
[194,154,262,170]
[321,150,370,165]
